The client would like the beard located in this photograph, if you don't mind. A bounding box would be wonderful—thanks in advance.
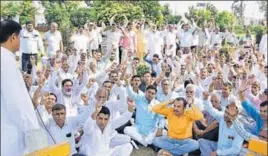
[63,89,72,96]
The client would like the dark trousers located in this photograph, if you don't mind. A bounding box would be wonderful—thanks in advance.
[21,53,37,72]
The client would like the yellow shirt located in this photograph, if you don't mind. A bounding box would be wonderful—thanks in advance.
[152,104,203,140]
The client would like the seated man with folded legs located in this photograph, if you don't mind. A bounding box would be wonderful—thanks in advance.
[79,97,135,156]
[152,97,203,156]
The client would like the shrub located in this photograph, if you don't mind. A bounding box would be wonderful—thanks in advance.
[252,25,266,44]
[70,8,91,27]
[136,64,150,77]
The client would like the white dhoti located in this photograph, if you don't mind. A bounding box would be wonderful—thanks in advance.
[124,126,157,147]
[110,133,131,148]
[110,143,133,156]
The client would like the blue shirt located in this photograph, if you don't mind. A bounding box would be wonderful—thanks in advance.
[127,86,165,136]
[204,100,244,156]
[241,100,264,135]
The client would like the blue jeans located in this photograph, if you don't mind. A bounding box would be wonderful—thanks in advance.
[153,135,199,156]
[198,138,217,156]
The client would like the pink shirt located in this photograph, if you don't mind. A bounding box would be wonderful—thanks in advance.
[120,29,137,51]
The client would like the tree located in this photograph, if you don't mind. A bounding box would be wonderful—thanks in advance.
[89,1,143,23]
[89,1,164,25]
[19,1,36,25]
[257,1,267,18]
[0,1,21,19]
[44,2,72,46]
[231,0,245,23]
[161,3,181,24]
[252,25,266,44]
[70,8,91,27]
[168,15,182,24]
[215,11,236,31]
[185,5,213,27]
[138,1,164,24]
[0,1,35,24]
[206,3,218,18]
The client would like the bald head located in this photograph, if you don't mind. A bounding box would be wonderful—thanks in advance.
[210,92,221,110]
[50,22,58,32]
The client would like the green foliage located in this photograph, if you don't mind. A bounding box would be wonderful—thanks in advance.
[233,24,245,35]
[44,2,72,46]
[138,1,163,24]
[70,8,91,27]
[0,1,21,19]
[19,1,36,25]
[206,3,218,17]
[90,1,164,25]
[0,1,35,24]
[161,4,181,24]
[167,15,182,24]
[215,11,235,31]
[252,25,267,44]
[136,64,150,77]
[185,3,218,27]
[90,1,142,23]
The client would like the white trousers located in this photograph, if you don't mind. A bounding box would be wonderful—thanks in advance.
[124,126,157,147]
[110,143,133,156]
[110,133,131,148]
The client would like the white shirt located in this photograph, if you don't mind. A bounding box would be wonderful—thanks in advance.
[43,30,62,56]
[80,111,133,156]
[210,32,224,45]
[146,31,163,59]
[226,32,236,43]
[88,30,99,50]
[103,30,122,46]
[192,32,199,46]
[1,47,40,156]
[20,29,44,54]
[43,107,90,155]
[198,28,210,46]
[70,33,89,54]
[177,29,195,47]
[49,70,89,117]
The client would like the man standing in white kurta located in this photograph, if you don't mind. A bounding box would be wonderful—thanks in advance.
[0,20,44,156]
[146,25,164,60]
[43,22,63,57]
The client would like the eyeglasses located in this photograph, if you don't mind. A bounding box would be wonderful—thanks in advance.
[186,91,194,93]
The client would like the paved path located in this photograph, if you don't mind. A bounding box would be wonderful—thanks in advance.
[131,146,157,156]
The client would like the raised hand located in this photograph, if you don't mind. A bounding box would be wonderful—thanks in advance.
[203,91,210,100]
[95,99,103,113]
[81,93,89,105]
[124,73,132,86]
[86,78,95,88]
[38,75,46,88]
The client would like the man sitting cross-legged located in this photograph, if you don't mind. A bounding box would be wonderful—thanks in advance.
[152,97,204,156]
[79,97,135,156]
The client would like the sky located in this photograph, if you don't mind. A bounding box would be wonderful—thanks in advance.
[159,1,264,19]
